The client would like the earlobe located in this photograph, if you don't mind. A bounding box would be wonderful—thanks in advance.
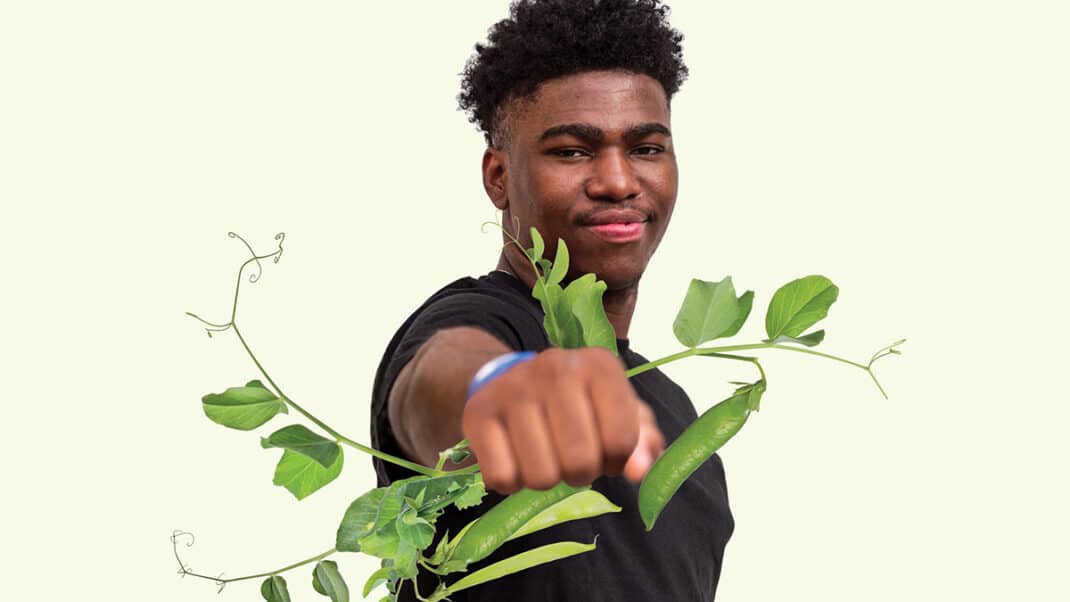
[482,148,509,210]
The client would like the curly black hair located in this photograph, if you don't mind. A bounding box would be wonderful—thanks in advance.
[459,0,687,147]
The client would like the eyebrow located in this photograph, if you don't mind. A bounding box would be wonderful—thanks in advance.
[538,122,671,144]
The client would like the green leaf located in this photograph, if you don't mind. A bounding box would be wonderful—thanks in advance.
[672,277,741,347]
[743,379,767,411]
[311,560,349,602]
[546,238,569,286]
[260,576,291,602]
[528,227,545,263]
[441,519,478,563]
[719,290,755,339]
[342,478,453,559]
[767,330,826,347]
[436,558,469,575]
[336,487,388,552]
[202,380,287,430]
[453,480,486,510]
[261,424,340,468]
[445,541,596,595]
[764,275,839,340]
[358,524,400,559]
[395,474,479,514]
[564,273,618,355]
[428,530,451,565]
[507,490,621,541]
[532,281,584,348]
[273,447,343,500]
[394,541,419,580]
[397,507,435,550]
[362,567,394,598]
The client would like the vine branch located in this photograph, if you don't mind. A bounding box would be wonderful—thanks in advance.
[172,530,335,592]
[186,233,440,477]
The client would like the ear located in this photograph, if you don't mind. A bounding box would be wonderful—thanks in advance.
[482,147,509,210]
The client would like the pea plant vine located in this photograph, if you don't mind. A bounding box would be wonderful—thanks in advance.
[175,227,904,601]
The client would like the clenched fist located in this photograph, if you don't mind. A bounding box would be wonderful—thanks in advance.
[462,346,665,494]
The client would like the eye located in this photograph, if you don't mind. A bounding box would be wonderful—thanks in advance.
[550,148,589,159]
[632,145,664,156]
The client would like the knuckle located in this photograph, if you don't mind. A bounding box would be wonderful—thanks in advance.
[536,347,569,368]
[581,345,618,368]
[533,349,574,381]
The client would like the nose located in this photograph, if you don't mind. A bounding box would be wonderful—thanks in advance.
[585,149,640,202]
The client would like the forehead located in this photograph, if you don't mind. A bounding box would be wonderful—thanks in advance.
[510,70,670,140]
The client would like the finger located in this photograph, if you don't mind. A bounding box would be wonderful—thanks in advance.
[623,407,664,482]
[622,444,652,482]
[637,402,665,454]
[540,362,603,487]
[585,355,641,476]
[504,400,561,491]
[462,405,519,494]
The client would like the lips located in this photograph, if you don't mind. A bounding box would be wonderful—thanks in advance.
[581,209,649,243]
[581,209,648,226]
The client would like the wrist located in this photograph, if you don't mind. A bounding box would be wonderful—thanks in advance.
[467,351,536,399]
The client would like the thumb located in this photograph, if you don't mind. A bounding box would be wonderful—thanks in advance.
[622,403,665,482]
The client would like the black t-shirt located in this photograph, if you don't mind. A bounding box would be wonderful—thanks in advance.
[370,271,734,601]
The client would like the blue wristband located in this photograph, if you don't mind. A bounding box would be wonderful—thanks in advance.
[467,351,536,400]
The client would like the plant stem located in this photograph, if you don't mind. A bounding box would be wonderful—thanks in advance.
[337,434,441,477]
[424,339,889,475]
[766,343,868,370]
[172,531,335,587]
[219,547,337,584]
[231,322,440,477]
[627,341,878,393]
[443,463,483,476]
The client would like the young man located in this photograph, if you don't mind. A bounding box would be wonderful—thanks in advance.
[370,1,734,599]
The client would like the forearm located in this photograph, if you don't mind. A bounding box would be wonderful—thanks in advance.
[388,326,513,467]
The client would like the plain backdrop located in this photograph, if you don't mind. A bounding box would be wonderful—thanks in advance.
[3,1,1067,600]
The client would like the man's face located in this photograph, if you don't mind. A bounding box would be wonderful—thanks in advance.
[485,70,678,290]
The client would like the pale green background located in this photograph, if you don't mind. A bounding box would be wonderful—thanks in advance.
[3,1,1067,600]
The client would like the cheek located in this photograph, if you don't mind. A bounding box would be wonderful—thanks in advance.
[523,165,577,217]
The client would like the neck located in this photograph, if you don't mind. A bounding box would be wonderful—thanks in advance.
[496,247,639,340]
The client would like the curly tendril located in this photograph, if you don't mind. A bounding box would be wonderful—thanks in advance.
[172,530,228,593]
[481,214,527,257]
[171,528,336,594]
[865,338,907,399]
[185,232,285,337]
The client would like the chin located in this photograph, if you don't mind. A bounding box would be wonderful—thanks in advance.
[578,258,647,291]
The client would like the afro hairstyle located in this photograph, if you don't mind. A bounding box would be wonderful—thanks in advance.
[459,0,688,147]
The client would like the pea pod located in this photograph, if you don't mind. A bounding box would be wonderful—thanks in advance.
[507,489,620,542]
[638,381,764,530]
[442,540,596,598]
[446,481,586,566]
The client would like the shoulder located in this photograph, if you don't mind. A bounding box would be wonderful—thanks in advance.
[406,272,546,348]
[374,272,548,395]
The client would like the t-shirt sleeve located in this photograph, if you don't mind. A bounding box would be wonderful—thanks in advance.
[370,289,546,485]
